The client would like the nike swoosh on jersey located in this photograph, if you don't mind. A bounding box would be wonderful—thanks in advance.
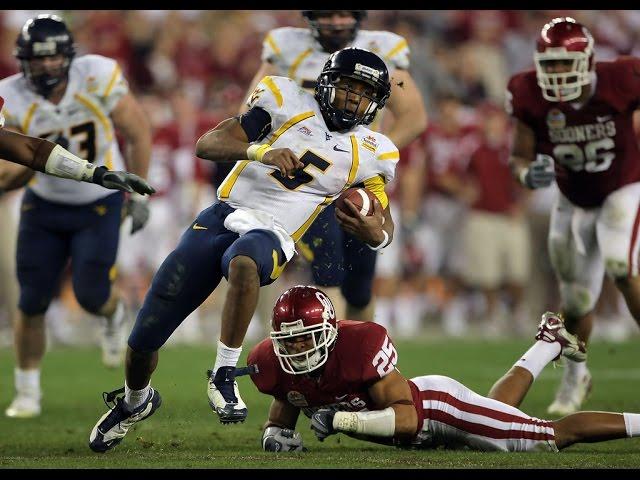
[333,145,349,153]
[192,223,208,230]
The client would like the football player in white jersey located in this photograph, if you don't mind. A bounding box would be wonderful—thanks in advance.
[241,11,427,322]
[1,15,152,419]
[88,47,400,452]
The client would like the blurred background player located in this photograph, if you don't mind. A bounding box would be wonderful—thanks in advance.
[507,17,640,415]
[241,10,427,324]
[0,14,152,418]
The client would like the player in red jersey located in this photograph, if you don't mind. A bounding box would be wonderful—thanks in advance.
[246,285,640,452]
[507,17,640,416]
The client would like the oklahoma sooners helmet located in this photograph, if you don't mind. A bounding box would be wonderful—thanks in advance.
[270,285,338,375]
[534,17,594,102]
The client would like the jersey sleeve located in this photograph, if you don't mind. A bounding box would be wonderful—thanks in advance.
[359,323,399,385]
[382,32,410,70]
[86,55,129,113]
[247,339,282,398]
[261,29,284,66]
[505,73,534,127]
[616,56,640,105]
[373,135,400,184]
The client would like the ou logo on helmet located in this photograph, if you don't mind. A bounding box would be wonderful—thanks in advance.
[315,291,335,321]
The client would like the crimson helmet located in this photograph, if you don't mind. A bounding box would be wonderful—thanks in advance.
[302,10,367,53]
[270,286,338,375]
[534,17,594,102]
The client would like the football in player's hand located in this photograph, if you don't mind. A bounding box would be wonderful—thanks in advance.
[335,187,378,217]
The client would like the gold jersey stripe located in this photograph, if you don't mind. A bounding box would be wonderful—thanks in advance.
[218,160,251,199]
[103,64,121,98]
[21,103,38,133]
[267,111,315,145]
[74,93,113,142]
[105,149,113,170]
[291,196,333,242]
[344,134,359,188]
[363,175,389,209]
[288,48,313,79]
[265,34,281,57]
[263,76,283,108]
[378,150,399,160]
[385,39,408,60]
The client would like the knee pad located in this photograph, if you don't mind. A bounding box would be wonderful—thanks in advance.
[559,282,597,318]
[18,287,51,316]
[75,285,110,315]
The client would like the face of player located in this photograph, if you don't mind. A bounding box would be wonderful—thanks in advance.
[283,334,315,355]
[315,11,357,51]
[27,54,66,80]
[331,76,376,120]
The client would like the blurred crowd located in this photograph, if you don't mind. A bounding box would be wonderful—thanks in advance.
[1,9,639,348]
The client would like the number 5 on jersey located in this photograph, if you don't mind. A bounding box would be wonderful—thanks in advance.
[372,335,398,376]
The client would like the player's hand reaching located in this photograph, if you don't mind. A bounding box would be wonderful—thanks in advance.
[521,154,555,189]
[262,426,308,452]
[335,196,386,247]
[310,409,337,442]
[261,148,304,178]
[92,166,156,195]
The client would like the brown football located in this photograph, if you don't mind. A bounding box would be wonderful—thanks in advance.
[335,188,378,217]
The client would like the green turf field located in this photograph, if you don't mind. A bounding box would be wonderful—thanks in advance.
[1,338,640,468]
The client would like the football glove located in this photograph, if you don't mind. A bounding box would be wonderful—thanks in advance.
[310,409,337,441]
[123,192,151,235]
[262,426,307,452]
[520,154,555,189]
[92,166,156,196]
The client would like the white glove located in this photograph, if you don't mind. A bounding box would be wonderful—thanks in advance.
[262,426,307,452]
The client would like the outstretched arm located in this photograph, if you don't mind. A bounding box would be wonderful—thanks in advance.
[384,69,428,150]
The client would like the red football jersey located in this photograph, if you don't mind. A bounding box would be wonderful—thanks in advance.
[247,320,401,418]
[508,57,640,208]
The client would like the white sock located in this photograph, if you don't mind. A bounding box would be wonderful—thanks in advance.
[213,340,242,376]
[567,358,588,379]
[514,341,561,379]
[15,368,41,397]
[623,413,640,437]
[124,381,151,410]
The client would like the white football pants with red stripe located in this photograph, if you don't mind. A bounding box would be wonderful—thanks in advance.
[548,182,640,319]
[410,375,558,452]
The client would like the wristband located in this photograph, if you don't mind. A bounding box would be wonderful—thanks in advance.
[333,407,396,437]
[247,144,273,163]
[367,230,390,251]
[45,144,95,182]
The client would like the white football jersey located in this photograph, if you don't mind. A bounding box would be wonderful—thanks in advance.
[220,75,399,246]
[0,54,129,204]
[259,27,409,131]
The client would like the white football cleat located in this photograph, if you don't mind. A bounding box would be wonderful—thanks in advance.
[207,367,248,424]
[101,304,128,368]
[547,368,593,416]
[5,394,41,418]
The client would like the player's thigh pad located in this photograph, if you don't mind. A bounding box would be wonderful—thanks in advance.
[548,193,604,317]
[70,193,124,314]
[221,229,288,287]
[301,204,346,287]
[128,202,239,351]
[16,190,73,315]
[596,182,640,279]
[411,375,557,452]
[341,232,377,308]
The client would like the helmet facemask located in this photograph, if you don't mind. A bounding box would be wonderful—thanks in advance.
[534,48,592,102]
[270,319,338,375]
[304,11,363,53]
[317,73,388,130]
[20,54,72,98]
